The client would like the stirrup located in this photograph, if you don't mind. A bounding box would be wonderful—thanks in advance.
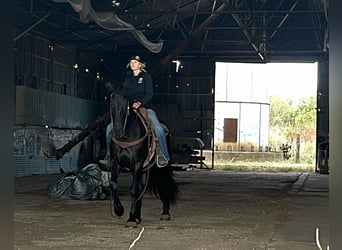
[156,155,168,168]
[99,154,110,165]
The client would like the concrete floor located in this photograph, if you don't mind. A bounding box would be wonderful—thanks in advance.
[14,169,329,250]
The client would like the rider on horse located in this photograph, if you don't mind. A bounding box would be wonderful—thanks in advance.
[100,55,170,167]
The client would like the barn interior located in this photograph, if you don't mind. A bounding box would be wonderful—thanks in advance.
[11,0,339,249]
[14,0,329,173]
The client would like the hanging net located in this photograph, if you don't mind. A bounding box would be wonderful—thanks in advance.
[52,0,163,53]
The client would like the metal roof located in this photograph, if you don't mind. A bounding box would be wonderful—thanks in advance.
[15,0,329,63]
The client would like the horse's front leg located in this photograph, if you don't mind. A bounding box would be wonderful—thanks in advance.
[126,163,145,228]
[110,161,124,217]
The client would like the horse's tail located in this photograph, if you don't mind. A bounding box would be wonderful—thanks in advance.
[147,164,178,204]
[147,123,178,203]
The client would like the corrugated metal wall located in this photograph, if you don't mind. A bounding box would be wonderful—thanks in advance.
[14,35,105,101]
[14,86,106,177]
[13,155,83,177]
[13,123,98,177]
[154,58,215,149]
[15,86,103,128]
[13,34,109,177]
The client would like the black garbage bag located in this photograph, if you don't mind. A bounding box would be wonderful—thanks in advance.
[47,163,105,200]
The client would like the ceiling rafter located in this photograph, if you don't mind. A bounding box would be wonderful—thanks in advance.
[14,13,50,42]
[269,0,300,41]
[200,0,217,52]
[190,0,201,32]
[14,0,329,62]
[226,4,265,60]
[151,2,227,76]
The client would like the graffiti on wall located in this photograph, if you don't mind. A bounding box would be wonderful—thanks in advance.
[14,129,43,156]
[13,127,89,158]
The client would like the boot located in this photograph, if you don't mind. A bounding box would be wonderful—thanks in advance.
[99,153,110,166]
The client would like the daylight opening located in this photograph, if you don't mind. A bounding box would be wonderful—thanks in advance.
[213,62,318,171]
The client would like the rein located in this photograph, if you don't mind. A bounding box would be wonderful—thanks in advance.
[108,101,154,218]
[112,133,147,148]
[111,108,150,148]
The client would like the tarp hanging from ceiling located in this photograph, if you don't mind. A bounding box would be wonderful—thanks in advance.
[52,0,163,53]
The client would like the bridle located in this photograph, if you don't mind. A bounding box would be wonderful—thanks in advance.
[111,103,150,148]
[107,101,153,218]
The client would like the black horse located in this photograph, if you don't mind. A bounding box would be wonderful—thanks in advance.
[108,92,178,227]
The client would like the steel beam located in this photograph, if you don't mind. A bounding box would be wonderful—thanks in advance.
[14,14,50,42]
[150,3,227,77]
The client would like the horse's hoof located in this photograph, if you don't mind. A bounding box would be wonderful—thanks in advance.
[160,213,171,221]
[125,220,138,228]
[114,204,124,218]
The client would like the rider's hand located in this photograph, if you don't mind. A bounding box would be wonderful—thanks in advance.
[132,101,141,109]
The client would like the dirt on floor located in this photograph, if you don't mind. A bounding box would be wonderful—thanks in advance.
[14,169,329,250]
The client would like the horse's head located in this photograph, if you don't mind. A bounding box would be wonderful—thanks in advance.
[110,92,129,138]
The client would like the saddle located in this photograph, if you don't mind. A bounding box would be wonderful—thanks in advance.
[135,107,169,170]
[111,107,167,170]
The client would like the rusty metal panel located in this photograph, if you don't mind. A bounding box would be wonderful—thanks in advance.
[224,118,238,143]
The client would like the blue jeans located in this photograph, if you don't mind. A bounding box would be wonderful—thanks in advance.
[105,109,170,161]
[147,109,170,162]
[105,122,113,154]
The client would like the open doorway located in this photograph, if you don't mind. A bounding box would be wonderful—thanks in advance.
[212,62,318,172]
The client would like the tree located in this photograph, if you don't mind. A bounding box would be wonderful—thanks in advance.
[269,96,316,162]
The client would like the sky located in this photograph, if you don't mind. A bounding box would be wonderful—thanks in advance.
[260,62,317,99]
[215,62,318,101]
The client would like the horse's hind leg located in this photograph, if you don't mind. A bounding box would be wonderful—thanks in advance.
[160,200,171,221]
[110,163,124,217]
[155,165,178,221]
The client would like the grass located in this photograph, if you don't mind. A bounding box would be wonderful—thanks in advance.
[204,160,316,173]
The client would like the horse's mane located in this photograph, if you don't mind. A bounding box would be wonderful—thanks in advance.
[110,92,147,143]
